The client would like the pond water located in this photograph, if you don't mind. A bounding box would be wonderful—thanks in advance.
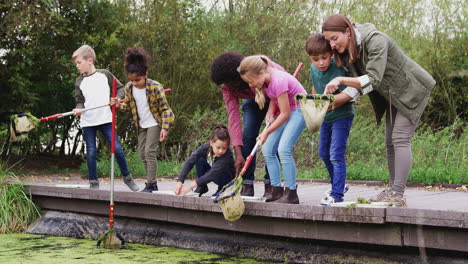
[0,234,268,264]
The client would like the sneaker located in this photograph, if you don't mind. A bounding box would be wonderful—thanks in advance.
[320,195,343,206]
[194,185,209,197]
[123,174,140,192]
[382,191,407,207]
[141,182,158,193]
[324,184,349,196]
[89,180,99,190]
[369,188,391,202]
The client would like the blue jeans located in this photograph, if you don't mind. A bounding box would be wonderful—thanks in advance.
[262,109,305,190]
[195,157,234,187]
[318,115,354,201]
[82,123,130,181]
[241,99,270,184]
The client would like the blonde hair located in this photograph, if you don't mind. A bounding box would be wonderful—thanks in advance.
[238,55,269,109]
[72,45,96,63]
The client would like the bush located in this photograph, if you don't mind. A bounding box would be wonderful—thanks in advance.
[0,161,40,233]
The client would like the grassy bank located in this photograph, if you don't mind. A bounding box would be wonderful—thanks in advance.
[0,161,41,233]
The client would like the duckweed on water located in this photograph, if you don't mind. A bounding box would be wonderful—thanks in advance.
[0,234,267,264]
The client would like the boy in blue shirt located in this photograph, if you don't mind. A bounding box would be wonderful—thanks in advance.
[305,34,357,206]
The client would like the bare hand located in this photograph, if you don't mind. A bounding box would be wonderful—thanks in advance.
[234,155,245,177]
[180,185,192,195]
[256,131,269,145]
[160,128,168,142]
[109,97,120,107]
[325,78,341,94]
[72,108,83,116]
[265,114,275,124]
[174,181,183,195]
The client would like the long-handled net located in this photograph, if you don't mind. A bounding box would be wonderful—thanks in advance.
[9,89,171,142]
[96,77,124,249]
[295,94,335,132]
[213,176,244,222]
[9,113,40,142]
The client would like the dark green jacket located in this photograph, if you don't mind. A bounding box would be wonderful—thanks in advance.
[345,23,436,124]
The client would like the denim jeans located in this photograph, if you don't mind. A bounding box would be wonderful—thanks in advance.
[262,109,305,190]
[318,115,354,201]
[82,123,130,181]
[195,157,234,187]
[241,99,270,184]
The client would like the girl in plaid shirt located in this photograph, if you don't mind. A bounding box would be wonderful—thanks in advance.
[112,47,174,193]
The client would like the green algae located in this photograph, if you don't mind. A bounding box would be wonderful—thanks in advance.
[0,233,267,264]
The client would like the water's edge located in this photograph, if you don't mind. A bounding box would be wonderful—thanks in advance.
[26,211,468,264]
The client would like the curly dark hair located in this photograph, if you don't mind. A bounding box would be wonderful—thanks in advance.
[125,47,149,76]
[210,51,250,91]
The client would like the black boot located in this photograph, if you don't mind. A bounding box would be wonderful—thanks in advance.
[274,187,299,204]
[194,185,209,197]
[141,182,158,193]
[266,186,284,202]
[212,185,223,197]
[263,183,272,200]
[240,184,254,196]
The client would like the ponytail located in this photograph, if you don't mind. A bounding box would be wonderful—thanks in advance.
[238,55,269,109]
[125,47,149,76]
[209,124,230,145]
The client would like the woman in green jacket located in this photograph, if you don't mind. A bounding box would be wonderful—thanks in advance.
[321,14,435,207]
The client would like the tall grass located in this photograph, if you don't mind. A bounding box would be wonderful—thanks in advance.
[0,160,41,234]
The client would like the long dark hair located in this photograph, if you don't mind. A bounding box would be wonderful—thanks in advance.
[322,14,360,67]
[125,47,149,76]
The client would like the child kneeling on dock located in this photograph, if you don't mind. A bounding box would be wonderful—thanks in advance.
[174,125,235,197]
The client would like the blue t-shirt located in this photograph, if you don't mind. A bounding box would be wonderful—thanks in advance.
[310,59,354,123]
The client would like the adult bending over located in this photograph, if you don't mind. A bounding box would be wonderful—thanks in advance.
[210,52,284,198]
[321,14,435,207]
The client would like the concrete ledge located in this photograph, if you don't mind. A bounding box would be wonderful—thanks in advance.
[387,208,465,228]
[25,185,468,252]
[402,225,468,252]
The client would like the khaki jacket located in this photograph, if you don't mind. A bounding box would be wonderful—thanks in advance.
[346,23,436,124]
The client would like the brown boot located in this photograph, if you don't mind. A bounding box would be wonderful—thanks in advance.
[240,184,254,196]
[263,183,272,200]
[273,187,299,204]
[266,186,283,202]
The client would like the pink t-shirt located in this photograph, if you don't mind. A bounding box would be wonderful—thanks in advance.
[223,57,285,147]
[264,68,306,112]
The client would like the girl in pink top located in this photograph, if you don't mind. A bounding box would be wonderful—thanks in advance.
[210,52,285,198]
[238,55,306,204]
